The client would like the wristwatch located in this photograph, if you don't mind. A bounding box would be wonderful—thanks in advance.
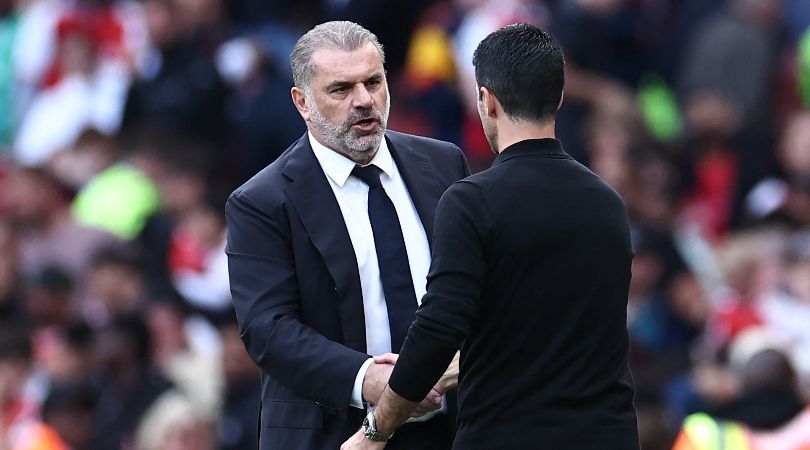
[362,410,395,441]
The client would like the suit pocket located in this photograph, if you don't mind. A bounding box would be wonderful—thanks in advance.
[262,400,324,429]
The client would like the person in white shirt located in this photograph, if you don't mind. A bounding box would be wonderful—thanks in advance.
[224,20,469,450]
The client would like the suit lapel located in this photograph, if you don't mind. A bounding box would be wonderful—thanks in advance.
[387,134,441,249]
[282,137,367,353]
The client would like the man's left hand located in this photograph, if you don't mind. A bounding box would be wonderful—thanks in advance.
[341,429,387,450]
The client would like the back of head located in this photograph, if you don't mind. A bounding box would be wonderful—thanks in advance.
[473,23,565,123]
[742,348,796,391]
[290,21,385,91]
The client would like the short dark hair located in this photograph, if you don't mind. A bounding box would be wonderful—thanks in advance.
[473,23,565,122]
[742,348,796,390]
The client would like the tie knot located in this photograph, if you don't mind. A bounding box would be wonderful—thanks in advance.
[352,164,383,189]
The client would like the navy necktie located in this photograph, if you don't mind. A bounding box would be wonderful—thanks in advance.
[352,164,417,352]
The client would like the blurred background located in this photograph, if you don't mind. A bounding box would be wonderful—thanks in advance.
[0,0,809,448]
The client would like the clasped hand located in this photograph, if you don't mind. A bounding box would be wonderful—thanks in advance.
[346,352,460,449]
[362,353,442,417]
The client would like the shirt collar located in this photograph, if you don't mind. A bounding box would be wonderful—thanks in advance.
[493,138,568,166]
[309,131,394,187]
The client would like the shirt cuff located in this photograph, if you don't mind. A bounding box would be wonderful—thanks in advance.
[350,358,374,409]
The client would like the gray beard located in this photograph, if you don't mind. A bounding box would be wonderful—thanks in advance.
[308,101,389,163]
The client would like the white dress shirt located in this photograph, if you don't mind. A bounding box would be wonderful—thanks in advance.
[309,132,431,409]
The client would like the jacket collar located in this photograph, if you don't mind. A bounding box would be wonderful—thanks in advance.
[279,132,440,352]
[493,138,568,166]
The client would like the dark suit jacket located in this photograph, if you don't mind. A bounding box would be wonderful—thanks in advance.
[388,139,640,449]
[225,131,470,449]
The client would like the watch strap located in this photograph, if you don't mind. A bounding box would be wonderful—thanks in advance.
[363,411,395,441]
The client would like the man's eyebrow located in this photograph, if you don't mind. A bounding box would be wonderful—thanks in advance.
[326,81,352,90]
[366,73,383,83]
[325,73,384,90]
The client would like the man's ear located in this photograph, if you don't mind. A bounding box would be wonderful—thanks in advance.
[557,91,564,112]
[291,87,310,121]
[480,87,498,119]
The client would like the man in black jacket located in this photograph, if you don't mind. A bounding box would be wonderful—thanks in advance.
[343,23,640,450]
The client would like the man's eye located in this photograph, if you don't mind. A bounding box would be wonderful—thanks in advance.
[332,86,349,94]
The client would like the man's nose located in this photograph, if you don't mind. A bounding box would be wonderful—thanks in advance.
[352,84,374,108]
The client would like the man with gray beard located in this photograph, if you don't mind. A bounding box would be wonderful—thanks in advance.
[224,21,470,450]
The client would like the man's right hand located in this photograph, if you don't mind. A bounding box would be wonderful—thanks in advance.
[362,359,395,406]
[365,353,442,417]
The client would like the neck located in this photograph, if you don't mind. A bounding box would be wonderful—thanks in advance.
[496,119,556,153]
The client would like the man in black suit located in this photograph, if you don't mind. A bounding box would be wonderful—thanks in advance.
[342,24,640,450]
[225,21,470,450]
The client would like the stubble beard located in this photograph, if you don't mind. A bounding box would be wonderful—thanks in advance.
[478,99,499,154]
[483,118,499,154]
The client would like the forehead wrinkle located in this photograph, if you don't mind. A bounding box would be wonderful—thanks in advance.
[310,45,384,87]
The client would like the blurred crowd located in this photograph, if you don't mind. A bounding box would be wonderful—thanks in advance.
[0,0,809,448]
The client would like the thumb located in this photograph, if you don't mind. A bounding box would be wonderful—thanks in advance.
[427,389,442,405]
[373,353,399,364]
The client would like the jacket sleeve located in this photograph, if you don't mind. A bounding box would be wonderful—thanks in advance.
[389,181,488,401]
[225,189,369,411]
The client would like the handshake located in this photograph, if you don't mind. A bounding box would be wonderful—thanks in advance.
[361,351,459,419]
[343,351,460,449]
